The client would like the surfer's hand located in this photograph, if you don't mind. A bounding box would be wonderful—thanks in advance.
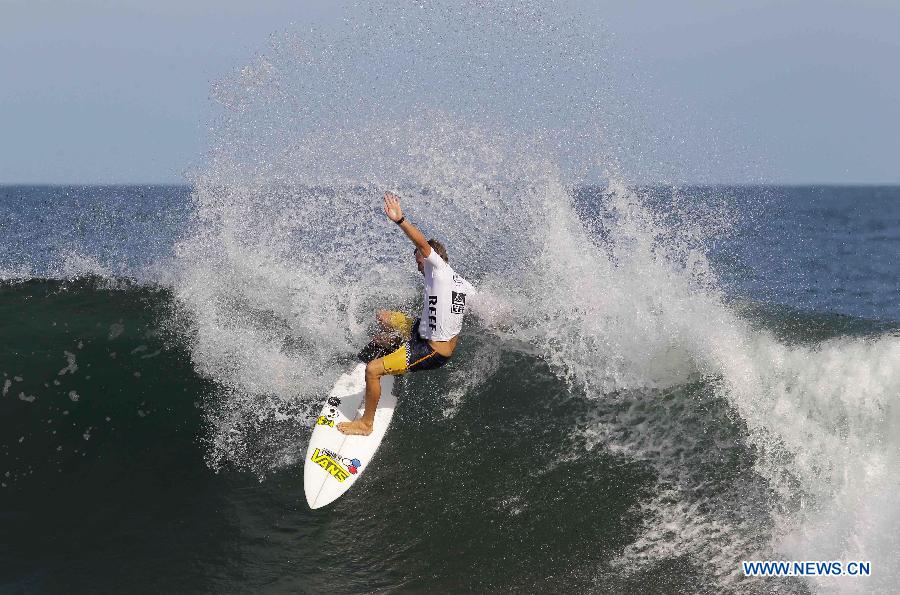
[383,191,404,222]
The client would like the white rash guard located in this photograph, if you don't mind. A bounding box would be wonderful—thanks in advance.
[418,249,475,342]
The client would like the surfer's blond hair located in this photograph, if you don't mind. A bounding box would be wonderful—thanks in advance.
[428,239,449,263]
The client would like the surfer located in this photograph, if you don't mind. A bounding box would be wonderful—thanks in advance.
[338,191,475,435]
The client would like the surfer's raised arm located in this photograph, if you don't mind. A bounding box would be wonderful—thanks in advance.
[383,191,432,257]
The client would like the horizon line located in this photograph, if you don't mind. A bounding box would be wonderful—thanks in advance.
[3,181,900,188]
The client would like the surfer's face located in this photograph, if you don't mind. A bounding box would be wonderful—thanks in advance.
[414,248,425,274]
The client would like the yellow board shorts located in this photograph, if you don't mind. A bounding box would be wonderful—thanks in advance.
[380,312,450,375]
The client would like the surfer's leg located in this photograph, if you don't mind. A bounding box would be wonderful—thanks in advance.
[338,358,388,436]
[372,331,398,348]
[374,312,392,345]
[376,310,395,329]
[376,311,412,339]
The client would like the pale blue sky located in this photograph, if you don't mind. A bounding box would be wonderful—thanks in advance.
[1,0,898,184]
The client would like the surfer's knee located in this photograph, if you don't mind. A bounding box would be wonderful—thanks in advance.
[365,359,386,379]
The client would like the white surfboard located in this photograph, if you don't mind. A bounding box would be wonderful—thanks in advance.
[304,363,397,509]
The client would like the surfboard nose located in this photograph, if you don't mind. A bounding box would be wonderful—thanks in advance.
[305,489,319,509]
[305,465,344,509]
[304,460,330,509]
[307,490,342,510]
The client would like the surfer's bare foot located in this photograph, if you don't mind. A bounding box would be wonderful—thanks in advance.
[338,419,373,436]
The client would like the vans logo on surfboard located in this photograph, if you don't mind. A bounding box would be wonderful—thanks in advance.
[310,448,351,482]
[310,448,363,482]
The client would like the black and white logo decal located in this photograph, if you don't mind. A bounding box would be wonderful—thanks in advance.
[451,291,466,314]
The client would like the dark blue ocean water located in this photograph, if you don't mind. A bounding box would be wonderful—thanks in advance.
[0,185,191,282]
[712,185,898,323]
